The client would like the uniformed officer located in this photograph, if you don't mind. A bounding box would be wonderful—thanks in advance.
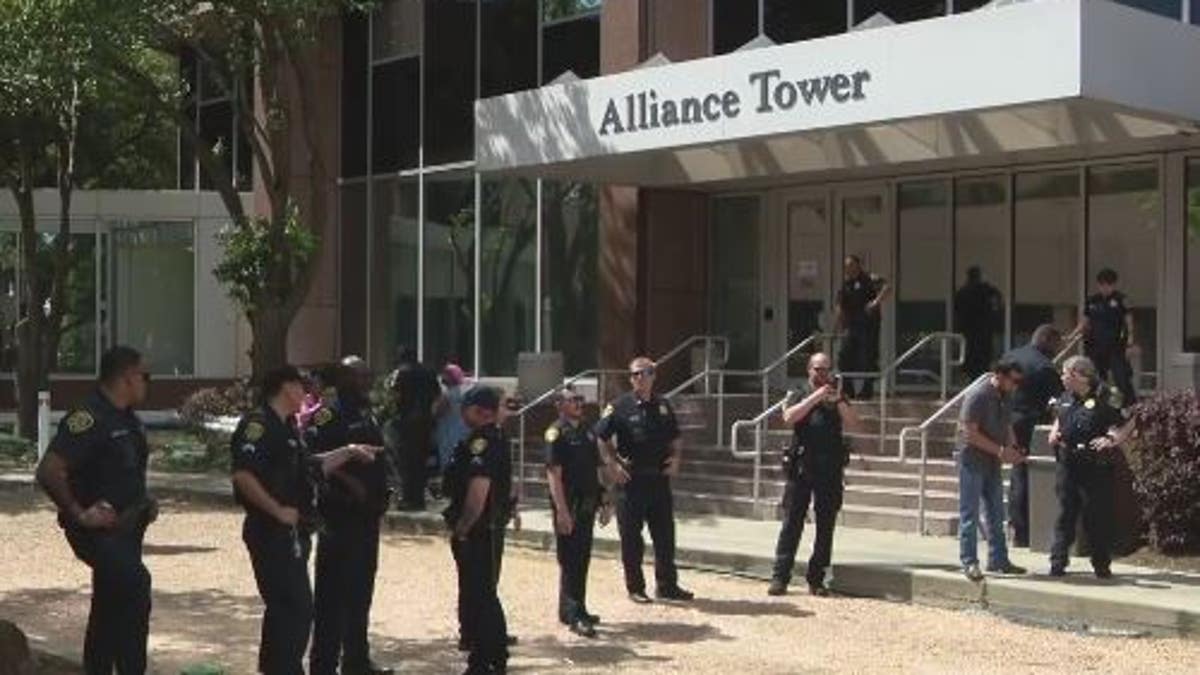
[36,345,155,674]
[231,365,381,675]
[954,266,1004,380]
[443,386,510,674]
[1071,268,1138,410]
[305,357,393,675]
[595,357,693,604]
[835,255,890,399]
[767,353,862,597]
[388,346,442,510]
[544,386,609,637]
[1048,355,1132,579]
[1001,325,1064,548]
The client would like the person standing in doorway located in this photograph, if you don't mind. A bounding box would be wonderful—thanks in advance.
[36,346,155,674]
[956,359,1028,581]
[768,352,862,597]
[1070,268,1138,412]
[595,357,694,604]
[388,346,441,510]
[954,266,1004,380]
[1000,325,1063,548]
[835,255,889,399]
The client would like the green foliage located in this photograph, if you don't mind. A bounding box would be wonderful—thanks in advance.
[213,202,318,311]
[1129,390,1200,554]
[0,432,35,464]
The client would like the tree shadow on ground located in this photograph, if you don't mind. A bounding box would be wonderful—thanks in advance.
[0,484,54,516]
[686,597,813,618]
[143,544,220,557]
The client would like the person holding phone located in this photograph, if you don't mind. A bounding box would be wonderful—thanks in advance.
[768,352,861,597]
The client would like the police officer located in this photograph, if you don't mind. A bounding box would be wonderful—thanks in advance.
[388,346,441,510]
[305,357,393,675]
[954,266,1004,380]
[767,353,862,597]
[231,365,380,675]
[444,386,510,674]
[544,386,608,638]
[1048,355,1131,579]
[836,255,889,399]
[36,346,155,674]
[595,357,693,604]
[1071,268,1138,410]
[1001,325,1064,548]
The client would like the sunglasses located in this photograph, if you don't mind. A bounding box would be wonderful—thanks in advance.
[630,367,656,378]
[811,366,832,373]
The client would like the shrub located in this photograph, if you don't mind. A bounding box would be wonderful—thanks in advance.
[1128,390,1200,554]
[0,433,35,464]
[178,380,255,431]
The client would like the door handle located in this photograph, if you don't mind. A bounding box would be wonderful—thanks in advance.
[763,307,775,321]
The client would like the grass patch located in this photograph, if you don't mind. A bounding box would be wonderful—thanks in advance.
[147,429,229,474]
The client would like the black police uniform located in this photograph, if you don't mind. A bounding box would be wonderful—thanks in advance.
[1002,344,1064,546]
[954,279,1003,379]
[594,392,681,596]
[303,392,389,675]
[1083,291,1136,408]
[231,406,318,675]
[543,417,602,625]
[389,361,440,508]
[1049,388,1123,574]
[443,426,510,673]
[838,271,885,398]
[771,388,848,589]
[48,391,152,674]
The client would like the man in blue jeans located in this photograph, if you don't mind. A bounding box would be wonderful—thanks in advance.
[957,358,1029,581]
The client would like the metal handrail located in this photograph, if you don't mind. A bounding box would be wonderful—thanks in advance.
[1053,332,1083,365]
[728,396,790,506]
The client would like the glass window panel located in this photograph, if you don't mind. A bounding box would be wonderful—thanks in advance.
[765,0,847,44]
[1014,170,1081,349]
[481,0,538,97]
[36,233,97,374]
[371,178,419,369]
[786,197,830,378]
[372,57,420,173]
[340,184,368,357]
[954,175,1009,377]
[542,14,600,83]
[179,105,196,190]
[424,0,477,165]
[542,181,598,373]
[197,100,234,190]
[0,232,17,371]
[1194,0,1200,25]
[1186,159,1200,351]
[544,0,602,22]
[424,174,475,370]
[111,223,195,375]
[480,178,537,375]
[1113,0,1182,19]
[855,0,947,24]
[953,0,992,12]
[712,0,758,55]
[1086,164,1160,386]
[711,196,761,371]
[341,10,369,178]
[897,181,950,384]
[372,0,422,60]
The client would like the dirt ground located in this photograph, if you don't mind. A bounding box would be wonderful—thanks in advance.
[2,487,1199,674]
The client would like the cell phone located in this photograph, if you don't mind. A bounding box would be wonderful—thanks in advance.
[833,374,844,398]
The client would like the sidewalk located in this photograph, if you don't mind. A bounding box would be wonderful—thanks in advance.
[6,471,1199,640]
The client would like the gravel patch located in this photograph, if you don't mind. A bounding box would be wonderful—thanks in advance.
[1,487,1198,674]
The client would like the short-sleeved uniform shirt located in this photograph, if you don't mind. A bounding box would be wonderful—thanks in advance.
[543,417,601,505]
[444,425,510,535]
[49,390,149,522]
[1004,344,1064,421]
[391,362,440,420]
[230,406,313,526]
[789,385,848,471]
[594,392,679,477]
[838,272,886,330]
[1053,389,1123,463]
[302,392,388,516]
[957,379,1012,466]
[1084,291,1130,352]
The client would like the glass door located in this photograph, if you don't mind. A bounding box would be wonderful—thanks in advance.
[784,193,833,382]
[710,195,762,372]
[835,186,893,381]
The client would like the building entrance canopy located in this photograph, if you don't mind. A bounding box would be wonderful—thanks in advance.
[475,0,1200,187]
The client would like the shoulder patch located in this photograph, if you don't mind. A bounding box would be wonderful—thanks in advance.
[602,404,614,418]
[659,403,669,416]
[1084,399,1096,409]
[544,426,560,443]
[313,407,334,427]
[244,421,265,442]
[471,437,488,455]
[65,410,94,435]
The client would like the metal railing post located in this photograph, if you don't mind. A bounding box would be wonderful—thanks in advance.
[940,338,950,402]
[918,429,929,536]
[878,377,887,455]
[716,372,725,447]
[37,391,51,461]
[703,337,712,395]
[518,414,527,502]
[752,425,762,508]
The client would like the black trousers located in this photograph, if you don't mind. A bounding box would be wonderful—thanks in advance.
[838,325,879,398]
[64,526,151,675]
[452,530,508,672]
[1050,457,1115,571]
[615,475,677,594]
[310,512,381,675]
[1088,347,1136,409]
[244,519,313,675]
[1006,414,1037,546]
[963,330,994,380]
[399,415,434,507]
[555,505,596,623]
[772,469,844,586]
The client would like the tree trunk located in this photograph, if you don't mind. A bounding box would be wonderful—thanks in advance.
[249,304,294,382]
[14,320,44,440]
